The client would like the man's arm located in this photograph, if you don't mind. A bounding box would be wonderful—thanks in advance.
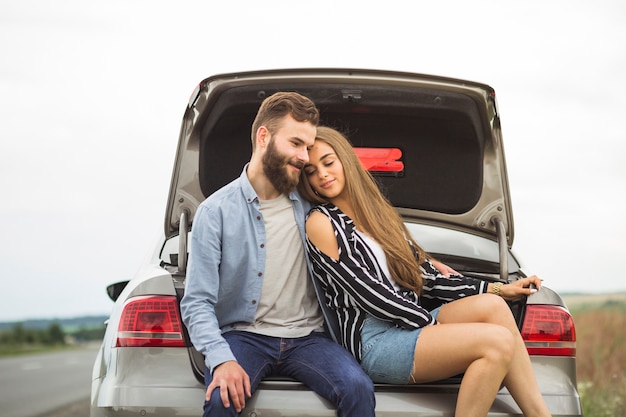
[180,204,250,409]
[429,258,460,277]
[180,204,236,369]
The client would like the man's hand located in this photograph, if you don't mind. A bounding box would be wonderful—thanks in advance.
[430,259,460,277]
[206,360,251,413]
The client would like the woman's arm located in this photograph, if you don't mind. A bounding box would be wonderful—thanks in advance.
[306,210,339,259]
[420,259,488,302]
[486,276,542,300]
[306,210,435,329]
[429,258,460,277]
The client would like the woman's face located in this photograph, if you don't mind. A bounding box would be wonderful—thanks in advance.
[304,140,346,200]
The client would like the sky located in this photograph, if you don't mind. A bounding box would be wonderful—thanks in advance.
[1,0,625,322]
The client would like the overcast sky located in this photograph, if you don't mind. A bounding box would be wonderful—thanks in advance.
[1,0,625,322]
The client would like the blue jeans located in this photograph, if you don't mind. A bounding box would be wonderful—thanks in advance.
[203,331,375,417]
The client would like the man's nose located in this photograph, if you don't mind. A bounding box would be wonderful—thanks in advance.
[297,147,309,164]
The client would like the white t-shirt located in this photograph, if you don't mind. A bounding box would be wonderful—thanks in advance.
[356,230,402,292]
[234,194,324,337]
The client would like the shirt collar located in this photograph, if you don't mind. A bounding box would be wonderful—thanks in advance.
[239,164,258,204]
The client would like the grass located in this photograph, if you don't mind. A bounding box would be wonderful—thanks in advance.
[0,343,88,357]
[567,295,626,417]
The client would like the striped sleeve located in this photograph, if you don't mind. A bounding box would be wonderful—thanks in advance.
[420,259,488,302]
[307,205,436,330]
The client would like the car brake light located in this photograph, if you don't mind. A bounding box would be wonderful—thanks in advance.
[116,295,186,347]
[521,305,576,356]
[354,147,404,173]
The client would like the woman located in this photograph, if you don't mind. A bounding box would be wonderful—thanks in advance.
[298,126,552,417]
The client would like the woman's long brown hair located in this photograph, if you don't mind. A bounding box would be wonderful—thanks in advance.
[299,126,426,294]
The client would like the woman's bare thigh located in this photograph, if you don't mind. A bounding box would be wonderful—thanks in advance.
[437,293,513,326]
[410,321,511,383]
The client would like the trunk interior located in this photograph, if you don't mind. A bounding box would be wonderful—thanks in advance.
[197,82,486,215]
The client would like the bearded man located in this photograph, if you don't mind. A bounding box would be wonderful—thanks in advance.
[181,92,376,417]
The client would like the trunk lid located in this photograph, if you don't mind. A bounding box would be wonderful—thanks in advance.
[165,68,513,247]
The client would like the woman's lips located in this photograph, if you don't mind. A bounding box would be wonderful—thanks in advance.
[320,179,335,189]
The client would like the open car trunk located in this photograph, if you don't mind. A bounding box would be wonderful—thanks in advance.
[167,69,513,243]
[164,68,522,384]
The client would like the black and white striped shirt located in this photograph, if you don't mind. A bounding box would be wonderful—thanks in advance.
[305,203,488,361]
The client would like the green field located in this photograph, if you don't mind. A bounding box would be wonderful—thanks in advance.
[0,317,106,357]
[564,293,626,417]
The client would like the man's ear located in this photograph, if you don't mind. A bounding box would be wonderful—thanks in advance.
[256,126,270,149]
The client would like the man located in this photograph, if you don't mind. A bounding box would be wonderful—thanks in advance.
[180,92,376,417]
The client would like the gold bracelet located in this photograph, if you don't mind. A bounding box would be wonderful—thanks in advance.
[491,282,503,296]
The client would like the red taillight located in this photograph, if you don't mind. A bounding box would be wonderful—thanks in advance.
[116,295,186,347]
[521,305,576,356]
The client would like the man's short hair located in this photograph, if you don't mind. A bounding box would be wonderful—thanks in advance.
[251,92,320,149]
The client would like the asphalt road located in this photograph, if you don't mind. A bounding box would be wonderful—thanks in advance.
[0,345,99,417]
[33,398,89,417]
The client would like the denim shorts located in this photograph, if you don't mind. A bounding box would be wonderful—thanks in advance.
[360,307,441,384]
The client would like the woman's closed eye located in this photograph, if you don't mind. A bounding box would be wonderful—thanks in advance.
[305,160,333,176]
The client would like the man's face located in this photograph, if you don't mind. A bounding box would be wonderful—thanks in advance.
[262,115,316,195]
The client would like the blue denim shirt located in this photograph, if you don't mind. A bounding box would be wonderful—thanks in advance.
[180,165,330,371]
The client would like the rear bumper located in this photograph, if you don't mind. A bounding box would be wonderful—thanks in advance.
[91,348,582,416]
[249,380,582,416]
[91,385,582,417]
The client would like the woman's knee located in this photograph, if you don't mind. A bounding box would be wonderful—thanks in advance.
[481,293,509,311]
[477,294,516,324]
[485,325,515,367]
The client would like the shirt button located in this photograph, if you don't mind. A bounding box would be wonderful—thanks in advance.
[251,300,257,305]
[258,272,262,277]
[260,243,265,248]
[256,216,261,220]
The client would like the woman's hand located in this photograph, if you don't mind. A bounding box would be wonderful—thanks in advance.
[495,275,543,300]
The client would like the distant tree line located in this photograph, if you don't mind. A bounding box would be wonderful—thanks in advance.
[0,322,66,346]
[71,326,106,342]
[0,322,105,351]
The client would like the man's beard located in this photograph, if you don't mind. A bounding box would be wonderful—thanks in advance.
[262,138,303,195]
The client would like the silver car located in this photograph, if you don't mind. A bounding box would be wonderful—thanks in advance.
[90,68,582,416]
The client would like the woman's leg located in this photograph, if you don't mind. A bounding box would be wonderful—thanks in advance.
[410,319,514,417]
[413,293,551,417]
